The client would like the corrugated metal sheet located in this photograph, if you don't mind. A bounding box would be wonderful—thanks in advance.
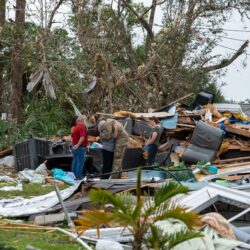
[215,103,247,116]
[241,104,250,118]
[178,183,250,212]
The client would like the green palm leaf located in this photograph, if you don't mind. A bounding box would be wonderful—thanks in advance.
[154,182,189,207]
[166,230,203,249]
[90,189,128,213]
[153,207,200,229]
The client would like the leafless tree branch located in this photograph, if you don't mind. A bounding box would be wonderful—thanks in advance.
[202,40,249,72]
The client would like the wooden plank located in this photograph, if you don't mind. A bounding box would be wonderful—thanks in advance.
[0,147,13,157]
[217,165,250,175]
[154,93,194,112]
[225,125,250,138]
[97,111,173,119]
[216,161,250,168]
[96,112,112,117]
[213,156,250,164]
[177,123,195,128]
[132,112,173,119]
[45,177,65,186]
[220,175,246,181]
[240,147,250,152]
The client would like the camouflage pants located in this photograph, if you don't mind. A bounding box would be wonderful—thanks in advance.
[111,140,128,178]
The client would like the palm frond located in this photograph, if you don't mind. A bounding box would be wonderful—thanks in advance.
[166,230,203,249]
[154,182,189,207]
[153,207,200,229]
[75,209,114,233]
[111,211,137,228]
[131,200,143,223]
[118,193,136,208]
[90,189,128,213]
[146,225,169,250]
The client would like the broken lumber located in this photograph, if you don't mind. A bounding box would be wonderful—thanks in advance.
[97,111,173,119]
[226,125,250,138]
[0,147,13,158]
[154,93,194,112]
[215,161,250,168]
[213,156,250,165]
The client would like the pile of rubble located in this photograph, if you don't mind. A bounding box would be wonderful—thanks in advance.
[0,91,250,249]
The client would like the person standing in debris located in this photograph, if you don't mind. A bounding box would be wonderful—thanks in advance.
[144,117,163,165]
[99,119,129,178]
[98,120,115,179]
[71,115,88,180]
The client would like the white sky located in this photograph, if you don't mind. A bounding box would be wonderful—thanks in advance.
[216,15,250,102]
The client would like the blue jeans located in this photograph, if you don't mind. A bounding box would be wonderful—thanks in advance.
[71,146,86,180]
[147,144,158,165]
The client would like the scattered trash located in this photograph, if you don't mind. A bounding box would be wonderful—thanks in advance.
[0,175,16,183]
[0,182,22,191]
[26,245,41,250]
[18,169,45,184]
[0,155,14,168]
[96,240,124,250]
[34,162,48,176]
[52,168,76,185]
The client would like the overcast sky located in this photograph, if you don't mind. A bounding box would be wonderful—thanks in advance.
[216,14,250,102]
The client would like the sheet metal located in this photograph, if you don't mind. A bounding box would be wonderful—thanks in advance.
[178,183,250,212]
[0,181,83,217]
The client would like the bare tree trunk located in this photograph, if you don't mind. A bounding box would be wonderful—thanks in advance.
[11,0,26,121]
[132,232,143,250]
[0,0,5,26]
[145,0,156,56]
[0,0,6,111]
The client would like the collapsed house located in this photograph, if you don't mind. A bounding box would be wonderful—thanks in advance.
[1,91,250,249]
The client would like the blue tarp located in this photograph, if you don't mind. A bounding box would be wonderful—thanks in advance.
[52,168,76,185]
[161,113,178,129]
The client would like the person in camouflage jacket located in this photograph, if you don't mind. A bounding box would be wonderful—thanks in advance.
[99,118,129,178]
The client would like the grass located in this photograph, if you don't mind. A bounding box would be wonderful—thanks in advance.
[0,230,85,250]
[0,183,69,199]
[0,181,83,249]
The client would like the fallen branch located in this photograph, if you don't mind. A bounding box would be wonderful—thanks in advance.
[0,226,55,231]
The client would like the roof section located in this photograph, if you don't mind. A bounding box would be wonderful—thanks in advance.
[240,104,250,118]
[215,103,246,116]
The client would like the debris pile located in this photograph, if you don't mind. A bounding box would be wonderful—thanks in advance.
[0,91,250,249]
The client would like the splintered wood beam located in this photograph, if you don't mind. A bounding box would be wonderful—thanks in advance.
[225,125,250,138]
[0,147,13,157]
[213,156,250,165]
[154,93,194,112]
